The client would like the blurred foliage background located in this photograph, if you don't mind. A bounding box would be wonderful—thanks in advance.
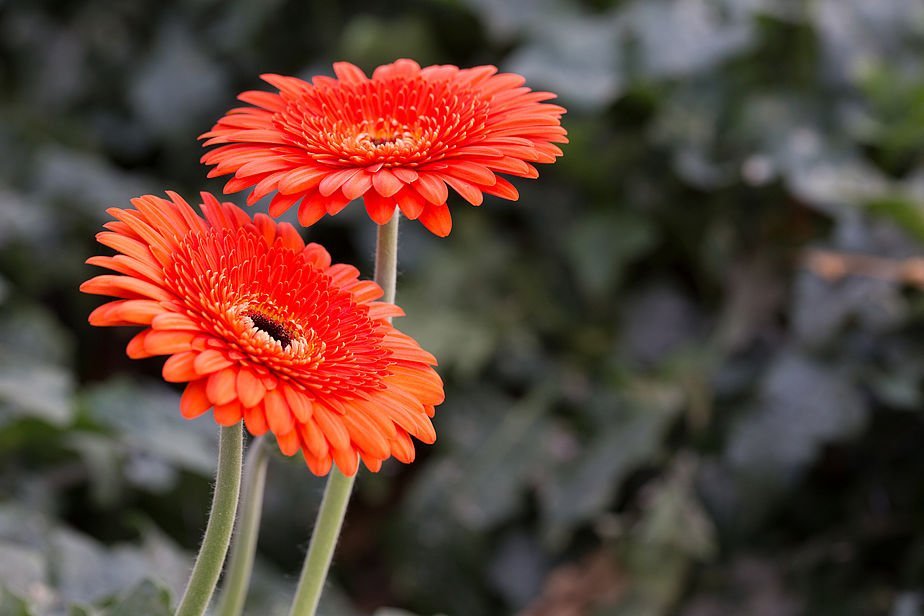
[2,0,924,614]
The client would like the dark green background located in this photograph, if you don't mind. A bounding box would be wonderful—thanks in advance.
[2,0,924,614]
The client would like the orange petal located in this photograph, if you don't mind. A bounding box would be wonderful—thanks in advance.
[194,349,234,375]
[297,197,327,227]
[441,174,484,206]
[151,312,200,331]
[267,191,302,217]
[341,170,373,200]
[387,365,445,405]
[237,369,266,408]
[94,299,165,325]
[413,174,448,205]
[180,380,211,419]
[303,452,332,476]
[395,186,427,220]
[372,168,403,198]
[312,404,350,451]
[277,167,327,195]
[390,429,416,464]
[207,369,238,406]
[481,175,519,201]
[445,161,496,185]
[144,330,196,355]
[298,418,329,459]
[363,190,397,225]
[276,430,300,456]
[341,411,390,459]
[214,401,243,426]
[275,221,305,251]
[264,388,294,435]
[332,447,359,476]
[418,204,452,237]
[362,455,383,473]
[243,406,269,436]
[162,351,198,383]
[126,330,154,359]
[319,168,362,197]
[391,168,418,183]
[88,302,133,327]
[282,386,313,422]
[80,275,172,301]
[333,61,367,84]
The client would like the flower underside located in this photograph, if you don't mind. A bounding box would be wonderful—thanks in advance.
[201,59,568,236]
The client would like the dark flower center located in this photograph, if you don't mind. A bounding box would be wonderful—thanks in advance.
[371,137,395,147]
[246,311,292,348]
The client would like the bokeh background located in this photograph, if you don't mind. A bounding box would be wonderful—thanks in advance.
[2,0,924,614]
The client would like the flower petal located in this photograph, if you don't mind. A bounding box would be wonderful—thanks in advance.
[264,388,294,435]
[413,174,449,205]
[418,204,453,237]
[214,401,243,426]
[194,349,234,375]
[180,380,211,419]
[372,168,403,198]
[363,190,397,224]
[237,369,266,408]
[162,351,199,383]
[207,369,238,406]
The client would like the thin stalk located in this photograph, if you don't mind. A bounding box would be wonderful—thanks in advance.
[287,213,400,616]
[175,423,243,616]
[215,436,271,616]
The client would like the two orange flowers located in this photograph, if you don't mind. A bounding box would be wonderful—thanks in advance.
[82,59,566,475]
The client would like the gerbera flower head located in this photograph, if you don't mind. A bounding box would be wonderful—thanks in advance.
[81,191,443,476]
[200,58,567,236]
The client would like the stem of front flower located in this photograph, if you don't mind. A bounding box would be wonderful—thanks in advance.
[214,436,271,616]
[287,213,400,616]
[175,423,243,616]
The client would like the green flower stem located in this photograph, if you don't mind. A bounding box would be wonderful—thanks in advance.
[286,468,356,616]
[215,436,271,616]
[374,211,400,307]
[175,422,243,616]
[288,213,400,616]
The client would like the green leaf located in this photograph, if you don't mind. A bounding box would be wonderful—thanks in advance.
[539,384,680,546]
[0,363,74,427]
[0,587,34,616]
[867,196,924,244]
[406,389,554,533]
[49,527,188,608]
[632,457,715,560]
[81,378,217,479]
[565,211,656,298]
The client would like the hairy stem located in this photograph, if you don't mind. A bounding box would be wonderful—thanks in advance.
[215,436,271,616]
[175,423,243,616]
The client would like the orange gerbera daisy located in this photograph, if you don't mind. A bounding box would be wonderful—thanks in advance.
[200,58,567,236]
[81,191,442,476]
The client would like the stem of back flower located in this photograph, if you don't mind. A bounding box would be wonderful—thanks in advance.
[215,436,271,616]
[287,212,400,616]
[175,423,243,616]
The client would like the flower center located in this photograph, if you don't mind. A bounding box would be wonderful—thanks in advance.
[244,311,292,349]
[358,119,419,150]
